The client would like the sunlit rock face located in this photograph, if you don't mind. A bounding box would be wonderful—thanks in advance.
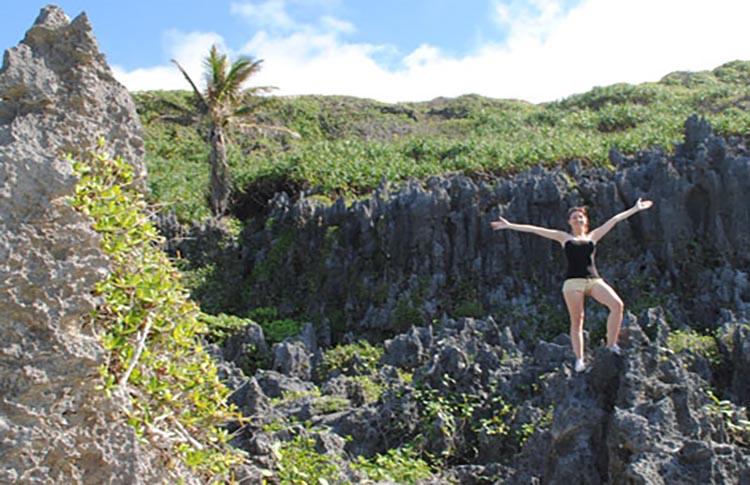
[0,6,193,484]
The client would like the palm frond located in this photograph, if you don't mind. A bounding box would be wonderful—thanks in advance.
[205,45,228,104]
[224,58,263,102]
[171,59,208,111]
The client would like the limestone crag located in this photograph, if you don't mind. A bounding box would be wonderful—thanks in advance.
[224,116,750,340]
[0,6,193,484]
[226,308,750,483]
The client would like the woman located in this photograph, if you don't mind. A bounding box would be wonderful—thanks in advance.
[490,198,654,372]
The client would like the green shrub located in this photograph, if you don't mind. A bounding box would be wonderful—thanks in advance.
[198,312,253,344]
[667,328,720,365]
[705,389,750,446]
[247,306,303,344]
[352,445,433,483]
[69,142,243,480]
[477,396,550,450]
[349,375,386,404]
[273,433,342,483]
[412,378,480,461]
[312,395,351,414]
[318,340,384,379]
[249,229,296,283]
[454,299,485,319]
[393,297,425,332]
[270,387,322,406]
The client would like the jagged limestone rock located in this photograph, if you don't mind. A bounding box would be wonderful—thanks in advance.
[0,6,194,484]
[226,117,750,338]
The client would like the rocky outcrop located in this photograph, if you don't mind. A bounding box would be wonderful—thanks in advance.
[0,6,192,484]
[231,116,750,341]
[194,117,750,481]
[227,307,750,484]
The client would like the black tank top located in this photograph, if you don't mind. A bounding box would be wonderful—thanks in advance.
[564,239,600,279]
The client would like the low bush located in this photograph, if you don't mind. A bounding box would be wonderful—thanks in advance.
[70,142,243,480]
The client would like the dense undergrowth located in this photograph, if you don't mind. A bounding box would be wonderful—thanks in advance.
[69,142,244,481]
[136,60,750,222]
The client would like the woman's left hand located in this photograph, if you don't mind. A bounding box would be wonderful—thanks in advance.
[634,198,653,211]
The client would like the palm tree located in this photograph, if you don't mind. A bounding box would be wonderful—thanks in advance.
[171,45,297,217]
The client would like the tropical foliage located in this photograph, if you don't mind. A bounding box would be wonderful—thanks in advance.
[169,45,296,216]
[136,60,750,222]
[69,142,244,480]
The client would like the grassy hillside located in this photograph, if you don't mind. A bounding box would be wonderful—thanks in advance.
[135,60,750,222]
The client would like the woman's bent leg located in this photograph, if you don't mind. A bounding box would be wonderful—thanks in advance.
[563,290,585,360]
[589,280,624,348]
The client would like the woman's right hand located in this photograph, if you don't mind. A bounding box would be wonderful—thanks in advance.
[490,217,511,230]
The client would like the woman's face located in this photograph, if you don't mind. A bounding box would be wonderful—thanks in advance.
[568,210,588,232]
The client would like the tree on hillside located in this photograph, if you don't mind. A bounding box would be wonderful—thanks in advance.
[170,45,298,217]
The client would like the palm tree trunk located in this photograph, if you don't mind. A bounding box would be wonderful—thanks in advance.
[209,125,230,216]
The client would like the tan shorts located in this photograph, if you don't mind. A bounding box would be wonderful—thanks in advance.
[562,277,602,295]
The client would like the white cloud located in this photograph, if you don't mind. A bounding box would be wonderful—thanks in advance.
[112,30,226,91]
[113,0,750,102]
[320,15,355,34]
[492,0,566,43]
[230,0,297,31]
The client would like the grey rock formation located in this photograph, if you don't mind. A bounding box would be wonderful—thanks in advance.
[229,377,270,417]
[255,369,317,399]
[272,340,313,380]
[732,322,750,406]
[510,311,750,484]
[230,308,750,483]
[237,116,750,340]
[0,6,192,484]
[382,324,434,369]
[222,321,271,374]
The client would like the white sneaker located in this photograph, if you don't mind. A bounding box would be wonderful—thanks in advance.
[608,344,622,355]
[575,359,586,373]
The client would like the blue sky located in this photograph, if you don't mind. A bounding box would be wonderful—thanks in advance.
[3,1,750,102]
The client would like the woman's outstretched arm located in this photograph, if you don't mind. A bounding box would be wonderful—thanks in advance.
[491,217,569,244]
[588,198,653,242]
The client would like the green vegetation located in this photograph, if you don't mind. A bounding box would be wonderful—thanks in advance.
[393,296,425,332]
[197,313,273,374]
[413,384,479,461]
[248,229,295,283]
[410,375,543,464]
[198,312,253,344]
[454,299,485,319]
[272,432,342,484]
[478,399,552,449]
[317,340,384,379]
[246,306,303,344]
[352,445,434,483]
[69,143,243,480]
[705,389,750,446]
[136,61,750,222]
[270,387,322,406]
[347,375,386,404]
[169,46,297,217]
[452,281,485,319]
[312,395,351,414]
[667,328,721,365]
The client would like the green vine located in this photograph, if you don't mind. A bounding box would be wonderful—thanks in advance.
[69,141,244,481]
